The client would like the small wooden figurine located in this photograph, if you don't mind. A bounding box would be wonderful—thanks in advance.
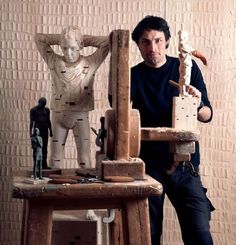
[31,128,43,179]
[178,30,207,96]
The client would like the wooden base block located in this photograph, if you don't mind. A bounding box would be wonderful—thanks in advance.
[23,177,51,185]
[101,158,145,179]
[169,141,195,154]
[172,96,198,130]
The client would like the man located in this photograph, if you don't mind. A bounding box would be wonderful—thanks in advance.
[35,26,110,168]
[31,128,43,179]
[30,97,53,169]
[131,16,214,244]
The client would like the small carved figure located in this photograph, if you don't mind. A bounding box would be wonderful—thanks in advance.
[178,30,207,96]
[30,97,53,169]
[35,26,110,168]
[31,128,43,179]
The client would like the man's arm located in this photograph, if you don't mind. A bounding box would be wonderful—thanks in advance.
[197,105,212,122]
[35,33,60,66]
[185,84,213,123]
[190,60,213,123]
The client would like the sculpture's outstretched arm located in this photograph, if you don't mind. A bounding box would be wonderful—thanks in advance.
[191,50,207,66]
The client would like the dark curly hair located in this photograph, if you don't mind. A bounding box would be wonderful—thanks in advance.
[132,16,171,45]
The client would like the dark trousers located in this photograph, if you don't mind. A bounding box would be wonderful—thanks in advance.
[147,164,214,245]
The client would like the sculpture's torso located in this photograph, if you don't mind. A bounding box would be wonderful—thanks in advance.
[50,55,94,112]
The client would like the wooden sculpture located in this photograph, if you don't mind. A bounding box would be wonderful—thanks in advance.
[35,26,110,169]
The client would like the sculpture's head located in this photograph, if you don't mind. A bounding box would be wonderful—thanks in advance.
[60,26,83,63]
[178,30,189,43]
[34,128,40,136]
[38,97,47,108]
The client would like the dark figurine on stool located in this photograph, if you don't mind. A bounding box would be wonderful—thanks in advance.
[30,97,53,169]
[31,128,43,179]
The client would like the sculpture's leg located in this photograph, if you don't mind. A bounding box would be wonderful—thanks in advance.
[50,118,68,168]
[41,133,49,169]
[73,111,91,168]
[33,161,37,179]
[39,159,43,179]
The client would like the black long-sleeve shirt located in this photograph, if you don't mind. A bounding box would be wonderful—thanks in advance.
[131,56,212,170]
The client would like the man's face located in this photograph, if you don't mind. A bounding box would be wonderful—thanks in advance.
[137,30,169,68]
[61,38,80,63]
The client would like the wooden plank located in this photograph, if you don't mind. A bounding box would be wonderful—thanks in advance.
[141,127,200,141]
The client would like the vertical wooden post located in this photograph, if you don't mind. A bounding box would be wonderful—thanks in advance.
[110,30,130,160]
[102,30,144,179]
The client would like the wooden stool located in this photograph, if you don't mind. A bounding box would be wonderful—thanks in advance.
[12,169,163,245]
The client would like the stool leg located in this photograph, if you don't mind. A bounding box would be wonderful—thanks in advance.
[21,199,53,245]
[124,198,151,245]
[21,200,28,245]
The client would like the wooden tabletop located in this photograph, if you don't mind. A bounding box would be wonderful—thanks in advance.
[12,169,163,200]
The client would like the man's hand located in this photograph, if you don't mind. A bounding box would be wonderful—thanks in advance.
[186,85,201,102]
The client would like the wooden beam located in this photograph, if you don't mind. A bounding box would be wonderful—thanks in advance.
[111,30,130,160]
[141,127,200,141]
